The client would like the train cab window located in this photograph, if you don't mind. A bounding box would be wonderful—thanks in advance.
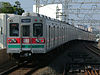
[33,23,43,37]
[22,25,30,36]
[10,23,19,36]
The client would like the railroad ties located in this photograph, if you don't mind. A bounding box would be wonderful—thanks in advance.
[64,63,100,75]
[64,41,100,75]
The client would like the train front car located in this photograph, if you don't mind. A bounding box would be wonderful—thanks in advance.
[7,15,21,59]
[7,15,46,60]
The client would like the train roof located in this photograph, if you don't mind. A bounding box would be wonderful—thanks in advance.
[22,12,93,33]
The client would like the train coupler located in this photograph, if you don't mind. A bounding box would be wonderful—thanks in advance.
[20,51,32,58]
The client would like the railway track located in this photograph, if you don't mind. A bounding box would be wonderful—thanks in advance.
[0,61,29,75]
[85,43,100,56]
[63,63,100,75]
[0,65,18,75]
[84,43,100,75]
[84,65,100,75]
[0,61,43,75]
[0,44,65,75]
[63,41,100,75]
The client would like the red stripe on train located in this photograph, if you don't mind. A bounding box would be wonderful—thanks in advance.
[7,38,45,44]
[32,38,45,44]
[7,38,20,44]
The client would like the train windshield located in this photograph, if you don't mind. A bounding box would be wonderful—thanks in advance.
[33,23,43,37]
[22,25,30,36]
[10,23,19,36]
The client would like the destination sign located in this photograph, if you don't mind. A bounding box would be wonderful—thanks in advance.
[21,19,31,23]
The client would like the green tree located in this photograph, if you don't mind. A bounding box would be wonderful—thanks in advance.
[0,1,24,15]
[13,6,24,15]
[15,1,20,8]
[13,1,24,15]
[0,2,14,13]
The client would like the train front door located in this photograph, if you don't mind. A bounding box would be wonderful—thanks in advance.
[21,25,32,51]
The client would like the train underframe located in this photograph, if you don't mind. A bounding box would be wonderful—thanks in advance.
[9,40,96,63]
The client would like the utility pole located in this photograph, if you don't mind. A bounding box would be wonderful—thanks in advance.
[56,5,60,19]
[36,0,40,13]
[63,0,69,22]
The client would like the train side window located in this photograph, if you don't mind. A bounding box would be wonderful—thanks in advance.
[49,25,50,48]
[0,27,3,35]
[22,25,30,36]
[33,23,43,37]
[10,23,19,36]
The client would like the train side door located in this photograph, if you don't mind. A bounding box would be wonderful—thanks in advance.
[21,25,32,51]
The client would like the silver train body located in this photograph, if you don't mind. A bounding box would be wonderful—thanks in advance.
[6,13,96,56]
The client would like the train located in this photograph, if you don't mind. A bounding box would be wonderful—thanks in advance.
[6,12,96,59]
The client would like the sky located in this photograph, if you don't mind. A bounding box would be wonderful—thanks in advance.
[0,0,34,12]
[0,0,100,31]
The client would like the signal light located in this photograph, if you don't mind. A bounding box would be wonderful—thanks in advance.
[32,38,45,44]
[9,39,11,43]
[34,19,37,21]
[40,39,45,43]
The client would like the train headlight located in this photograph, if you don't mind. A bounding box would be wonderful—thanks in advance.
[40,39,45,43]
[13,39,17,43]
[9,39,17,43]
[36,39,40,43]
[32,38,45,44]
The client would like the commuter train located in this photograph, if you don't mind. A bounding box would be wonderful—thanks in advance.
[7,12,96,59]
